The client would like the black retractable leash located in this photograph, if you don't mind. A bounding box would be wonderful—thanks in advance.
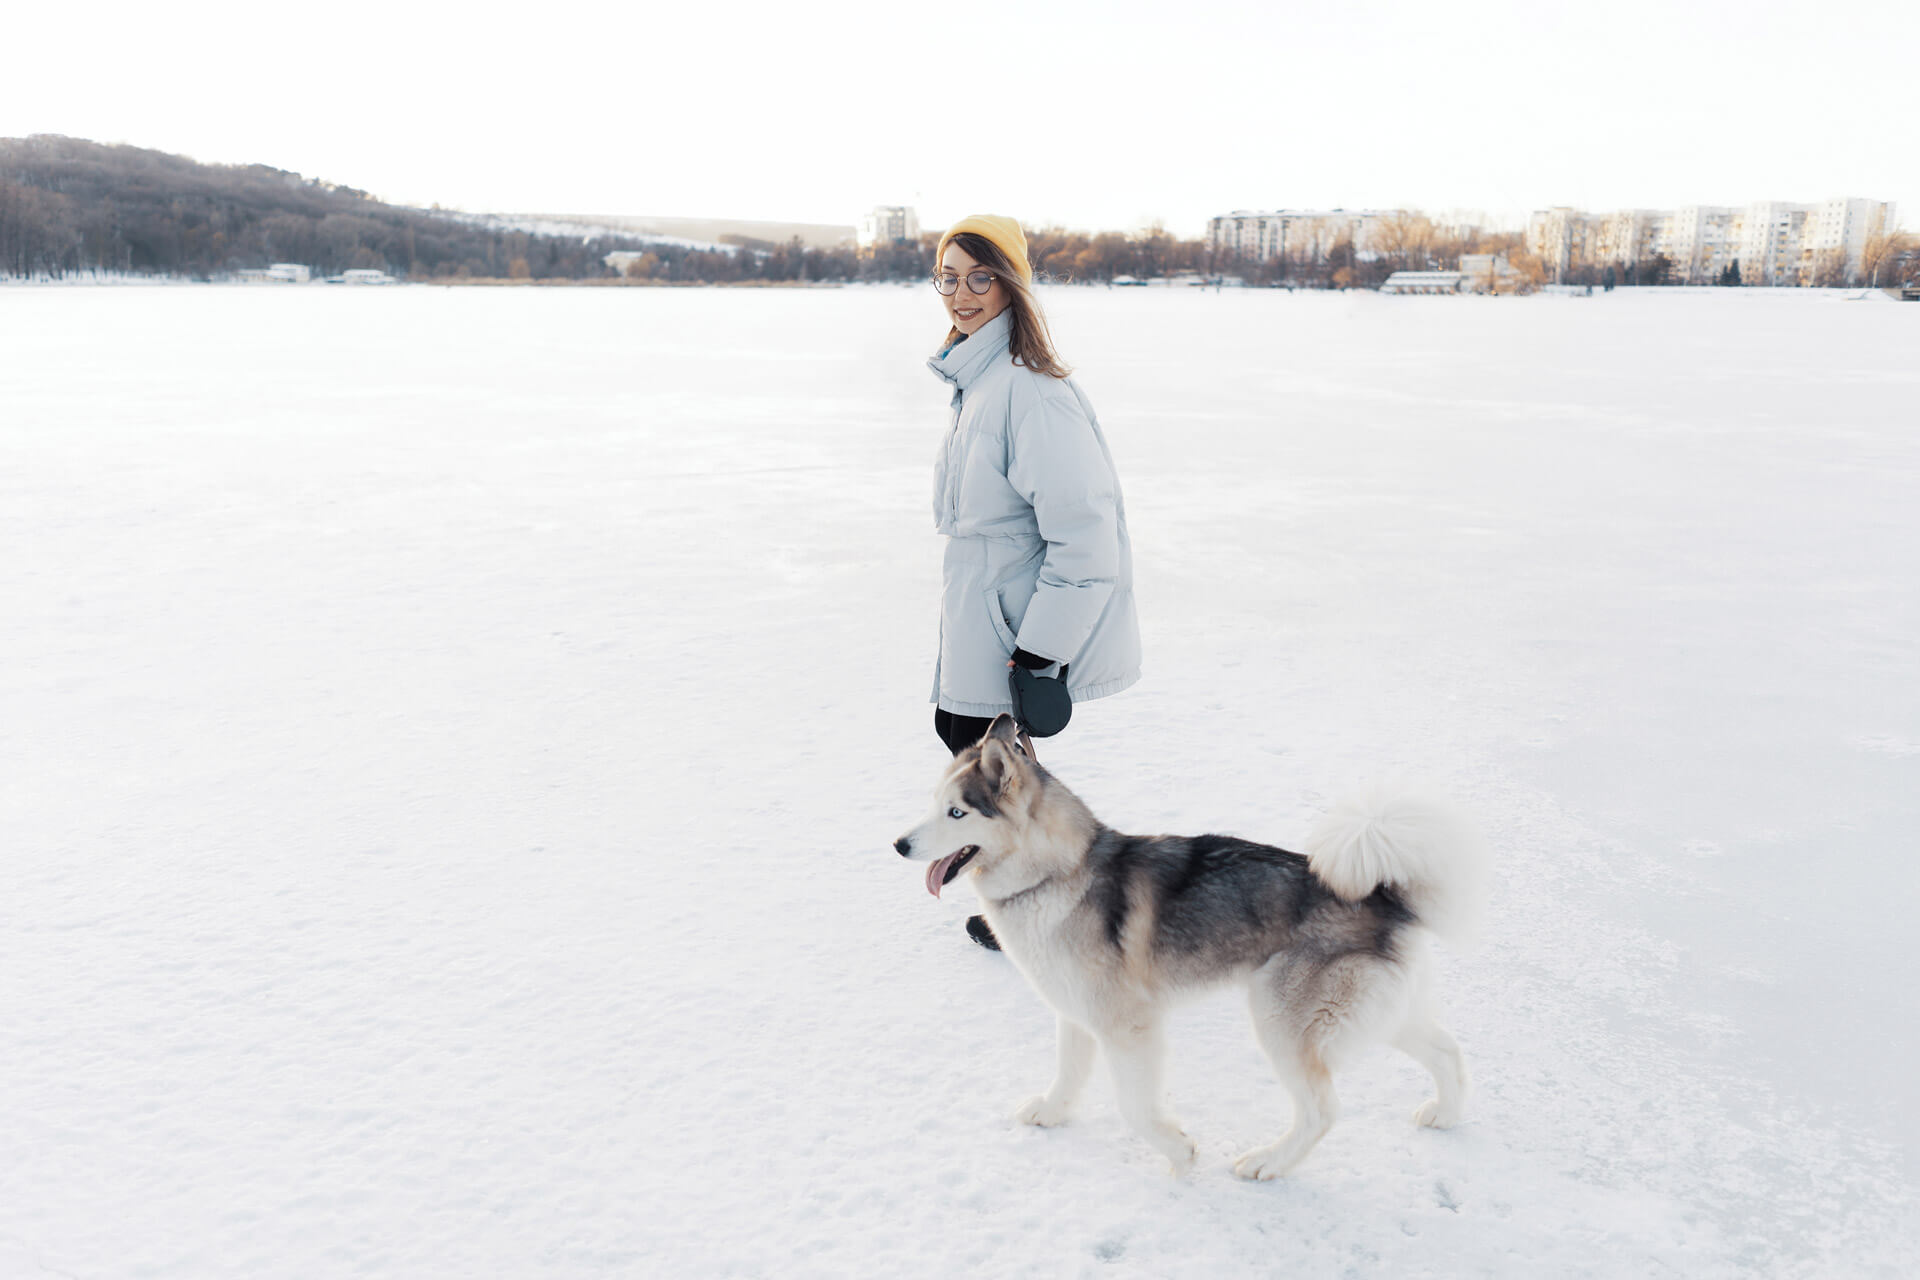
[1008,660,1072,760]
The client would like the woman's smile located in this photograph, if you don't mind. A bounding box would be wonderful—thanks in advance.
[940,243,1009,335]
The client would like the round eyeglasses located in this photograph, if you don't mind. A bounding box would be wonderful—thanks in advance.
[933,270,997,296]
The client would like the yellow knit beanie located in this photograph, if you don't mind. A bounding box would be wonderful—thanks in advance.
[937,214,1033,285]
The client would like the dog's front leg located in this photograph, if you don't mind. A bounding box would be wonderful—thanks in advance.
[1016,1016,1094,1127]
[1100,1021,1196,1173]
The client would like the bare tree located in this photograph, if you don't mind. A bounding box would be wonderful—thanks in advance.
[1809,246,1851,288]
[1861,228,1910,287]
[1372,210,1435,272]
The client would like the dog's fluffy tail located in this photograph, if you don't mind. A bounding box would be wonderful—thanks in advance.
[1305,781,1489,946]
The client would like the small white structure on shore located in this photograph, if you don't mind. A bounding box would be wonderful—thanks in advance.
[336,269,395,285]
[236,263,313,284]
[1380,270,1467,295]
[1458,254,1524,293]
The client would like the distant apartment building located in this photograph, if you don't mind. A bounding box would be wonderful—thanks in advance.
[858,206,920,249]
[1207,209,1397,263]
[1526,198,1896,285]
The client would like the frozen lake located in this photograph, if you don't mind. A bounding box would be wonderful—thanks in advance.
[3,283,1917,1277]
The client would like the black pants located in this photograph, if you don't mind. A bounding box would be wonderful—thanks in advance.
[933,709,996,756]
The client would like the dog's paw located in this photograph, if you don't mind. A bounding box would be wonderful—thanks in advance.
[1413,1098,1461,1129]
[1232,1143,1297,1181]
[1161,1131,1197,1175]
[1015,1095,1072,1127]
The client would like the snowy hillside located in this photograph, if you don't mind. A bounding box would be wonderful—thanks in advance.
[2,284,1915,1278]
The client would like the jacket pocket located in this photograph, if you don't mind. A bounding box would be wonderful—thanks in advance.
[982,587,1018,655]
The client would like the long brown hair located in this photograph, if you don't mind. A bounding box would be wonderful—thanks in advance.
[944,232,1072,379]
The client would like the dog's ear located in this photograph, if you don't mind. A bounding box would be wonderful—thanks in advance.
[986,713,1022,746]
[978,731,1027,801]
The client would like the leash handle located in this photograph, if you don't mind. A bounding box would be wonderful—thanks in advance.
[1007,658,1068,755]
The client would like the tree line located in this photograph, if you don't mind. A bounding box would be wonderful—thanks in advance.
[612,225,1214,285]
[8,136,1913,289]
[1208,211,1534,289]
[0,136,1482,288]
[0,136,950,284]
[0,139,1238,286]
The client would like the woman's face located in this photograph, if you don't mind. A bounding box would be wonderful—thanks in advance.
[938,243,1011,336]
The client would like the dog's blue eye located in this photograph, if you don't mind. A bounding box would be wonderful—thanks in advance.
[948,807,966,820]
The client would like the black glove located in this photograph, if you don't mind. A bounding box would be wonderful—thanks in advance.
[1010,647,1054,671]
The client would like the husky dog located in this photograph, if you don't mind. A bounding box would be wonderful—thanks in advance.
[893,715,1488,1179]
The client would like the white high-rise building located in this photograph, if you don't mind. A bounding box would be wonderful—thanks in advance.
[1526,207,1590,283]
[1660,206,1743,283]
[1593,210,1662,269]
[1207,209,1398,265]
[1526,198,1896,285]
[1735,202,1812,285]
[858,206,920,249]
[1800,197,1895,283]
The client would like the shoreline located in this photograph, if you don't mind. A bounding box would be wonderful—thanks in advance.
[0,274,855,290]
[0,275,1908,300]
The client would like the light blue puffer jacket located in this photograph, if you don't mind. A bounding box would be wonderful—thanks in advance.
[927,308,1141,716]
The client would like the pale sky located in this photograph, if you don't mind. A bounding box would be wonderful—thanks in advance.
[8,0,1916,238]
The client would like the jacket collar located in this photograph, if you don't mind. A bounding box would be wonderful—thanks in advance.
[926,309,1012,392]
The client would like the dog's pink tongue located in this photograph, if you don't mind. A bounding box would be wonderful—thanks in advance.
[926,852,957,899]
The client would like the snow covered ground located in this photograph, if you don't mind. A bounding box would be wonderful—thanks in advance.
[2,283,1916,1278]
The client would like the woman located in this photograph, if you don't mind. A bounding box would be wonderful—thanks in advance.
[925,214,1141,947]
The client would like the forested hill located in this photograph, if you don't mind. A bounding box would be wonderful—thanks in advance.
[0,136,679,281]
[1,135,1234,286]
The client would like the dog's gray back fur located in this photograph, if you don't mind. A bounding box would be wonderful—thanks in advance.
[1081,827,1416,985]
[962,748,1423,995]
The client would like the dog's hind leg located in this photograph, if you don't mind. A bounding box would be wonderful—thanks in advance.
[1234,1033,1337,1181]
[1394,1012,1469,1129]
[1235,960,1353,1180]
[1098,1020,1196,1173]
[1017,1016,1095,1127]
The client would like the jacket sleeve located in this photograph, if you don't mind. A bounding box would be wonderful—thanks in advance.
[1004,382,1119,666]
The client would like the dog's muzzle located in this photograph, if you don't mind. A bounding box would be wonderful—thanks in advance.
[895,836,978,897]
